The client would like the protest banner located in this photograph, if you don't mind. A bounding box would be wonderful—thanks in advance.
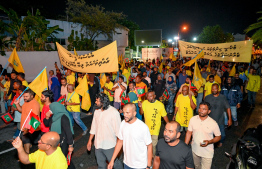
[56,41,118,73]
[179,40,253,62]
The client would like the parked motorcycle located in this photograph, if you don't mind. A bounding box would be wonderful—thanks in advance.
[225,124,262,169]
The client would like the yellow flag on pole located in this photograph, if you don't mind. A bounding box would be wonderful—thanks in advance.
[206,60,211,72]
[74,47,78,56]
[28,67,48,97]
[75,75,91,111]
[100,73,107,88]
[8,48,25,73]
[159,62,163,73]
[183,50,204,67]
[229,64,236,76]
[193,61,203,90]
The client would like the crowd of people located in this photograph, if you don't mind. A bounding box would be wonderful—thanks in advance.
[0,56,261,169]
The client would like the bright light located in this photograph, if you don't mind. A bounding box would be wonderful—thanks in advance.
[172,42,174,44]
[174,36,179,40]
[168,39,172,42]
[141,40,144,43]
[183,26,187,30]
[193,37,197,41]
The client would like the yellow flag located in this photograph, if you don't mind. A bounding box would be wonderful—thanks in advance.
[193,61,203,90]
[172,55,177,61]
[169,53,173,60]
[206,60,211,72]
[8,48,25,73]
[183,50,204,67]
[28,67,48,97]
[74,47,78,56]
[100,73,107,88]
[159,62,163,73]
[75,76,91,111]
[229,64,236,76]
[160,55,163,60]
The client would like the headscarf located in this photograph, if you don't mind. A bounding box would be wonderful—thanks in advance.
[49,102,74,134]
[156,74,163,84]
[51,77,60,90]
[167,76,174,85]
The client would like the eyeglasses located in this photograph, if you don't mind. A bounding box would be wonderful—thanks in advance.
[38,139,52,147]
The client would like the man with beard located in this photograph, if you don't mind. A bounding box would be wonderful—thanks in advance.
[40,90,54,134]
[185,102,221,169]
[204,84,232,147]
[14,89,40,153]
[176,66,187,88]
[153,121,194,169]
[112,76,127,111]
[108,103,152,169]
[87,93,123,169]
[139,90,169,157]
[175,77,195,102]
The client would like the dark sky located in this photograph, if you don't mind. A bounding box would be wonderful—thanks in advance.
[1,0,262,40]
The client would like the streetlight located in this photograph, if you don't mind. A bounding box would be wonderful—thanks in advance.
[168,39,172,42]
[193,37,197,41]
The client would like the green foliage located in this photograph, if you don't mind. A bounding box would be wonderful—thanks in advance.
[245,11,262,44]
[198,25,234,43]
[66,0,125,47]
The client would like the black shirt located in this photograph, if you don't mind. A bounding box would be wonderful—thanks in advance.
[156,138,194,169]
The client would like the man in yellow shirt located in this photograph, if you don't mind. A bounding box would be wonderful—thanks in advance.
[66,84,88,135]
[12,131,68,169]
[17,73,28,87]
[173,85,196,132]
[206,69,221,87]
[102,74,114,106]
[204,75,220,99]
[246,69,260,107]
[66,69,76,87]
[139,90,169,156]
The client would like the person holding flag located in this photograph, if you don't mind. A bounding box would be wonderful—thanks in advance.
[112,76,127,111]
[14,89,40,154]
[40,90,54,134]
[102,74,114,106]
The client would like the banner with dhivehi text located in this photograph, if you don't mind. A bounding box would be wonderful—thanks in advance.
[179,40,253,62]
[56,41,118,73]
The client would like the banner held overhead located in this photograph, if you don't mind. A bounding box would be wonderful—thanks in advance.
[56,41,118,73]
[179,40,253,62]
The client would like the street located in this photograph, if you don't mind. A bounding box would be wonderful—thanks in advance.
[0,83,262,169]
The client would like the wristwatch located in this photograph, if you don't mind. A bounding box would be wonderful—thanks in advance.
[146,166,151,169]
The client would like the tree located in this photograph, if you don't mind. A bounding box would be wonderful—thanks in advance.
[245,11,262,44]
[67,30,97,51]
[198,25,234,43]
[66,0,125,47]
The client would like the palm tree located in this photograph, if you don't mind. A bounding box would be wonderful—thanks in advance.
[245,11,262,44]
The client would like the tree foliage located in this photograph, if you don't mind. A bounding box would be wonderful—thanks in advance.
[245,11,262,44]
[66,0,125,47]
[198,25,234,43]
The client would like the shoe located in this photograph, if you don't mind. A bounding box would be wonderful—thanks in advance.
[234,121,238,126]
[86,112,93,116]
[82,129,88,136]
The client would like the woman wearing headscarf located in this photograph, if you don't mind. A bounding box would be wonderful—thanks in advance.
[44,102,75,169]
[50,77,61,102]
[153,74,166,100]
[165,76,177,114]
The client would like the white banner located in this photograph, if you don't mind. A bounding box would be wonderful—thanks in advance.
[142,48,161,60]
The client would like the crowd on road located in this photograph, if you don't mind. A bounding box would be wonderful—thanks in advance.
[0,56,261,169]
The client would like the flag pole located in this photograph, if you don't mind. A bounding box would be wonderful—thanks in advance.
[16,86,29,100]
[0,61,9,77]
[18,109,32,138]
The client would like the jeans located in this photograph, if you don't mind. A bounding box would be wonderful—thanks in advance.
[196,93,203,112]
[69,112,87,131]
[124,164,145,169]
[218,124,226,143]
[95,148,123,169]
[247,90,257,106]
[224,106,237,125]
[67,110,74,126]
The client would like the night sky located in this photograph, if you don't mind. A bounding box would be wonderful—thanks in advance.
[1,0,262,40]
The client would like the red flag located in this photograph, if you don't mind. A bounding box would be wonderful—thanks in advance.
[57,95,66,104]
[136,86,146,97]
[121,96,130,106]
[1,113,13,124]
[163,89,170,99]
[24,112,41,134]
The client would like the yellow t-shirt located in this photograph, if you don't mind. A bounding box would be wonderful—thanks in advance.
[67,74,75,85]
[22,80,28,87]
[246,74,260,92]
[204,81,220,96]
[104,81,114,102]
[77,77,83,84]
[206,75,221,84]
[186,70,192,76]
[142,100,167,135]
[4,81,11,99]
[29,147,67,169]
[198,78,206,93]
[67,92,80,112]
[175,94,196,127]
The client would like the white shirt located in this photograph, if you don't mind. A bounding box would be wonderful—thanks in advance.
[113,82,127,102]
[60,85,68,97]
[118,119,152,168]
[144,76,151,84]
[90,106,121,149]
[188,115,221,158]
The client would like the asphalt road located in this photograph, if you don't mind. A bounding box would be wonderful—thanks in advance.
[0,86,262,169]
